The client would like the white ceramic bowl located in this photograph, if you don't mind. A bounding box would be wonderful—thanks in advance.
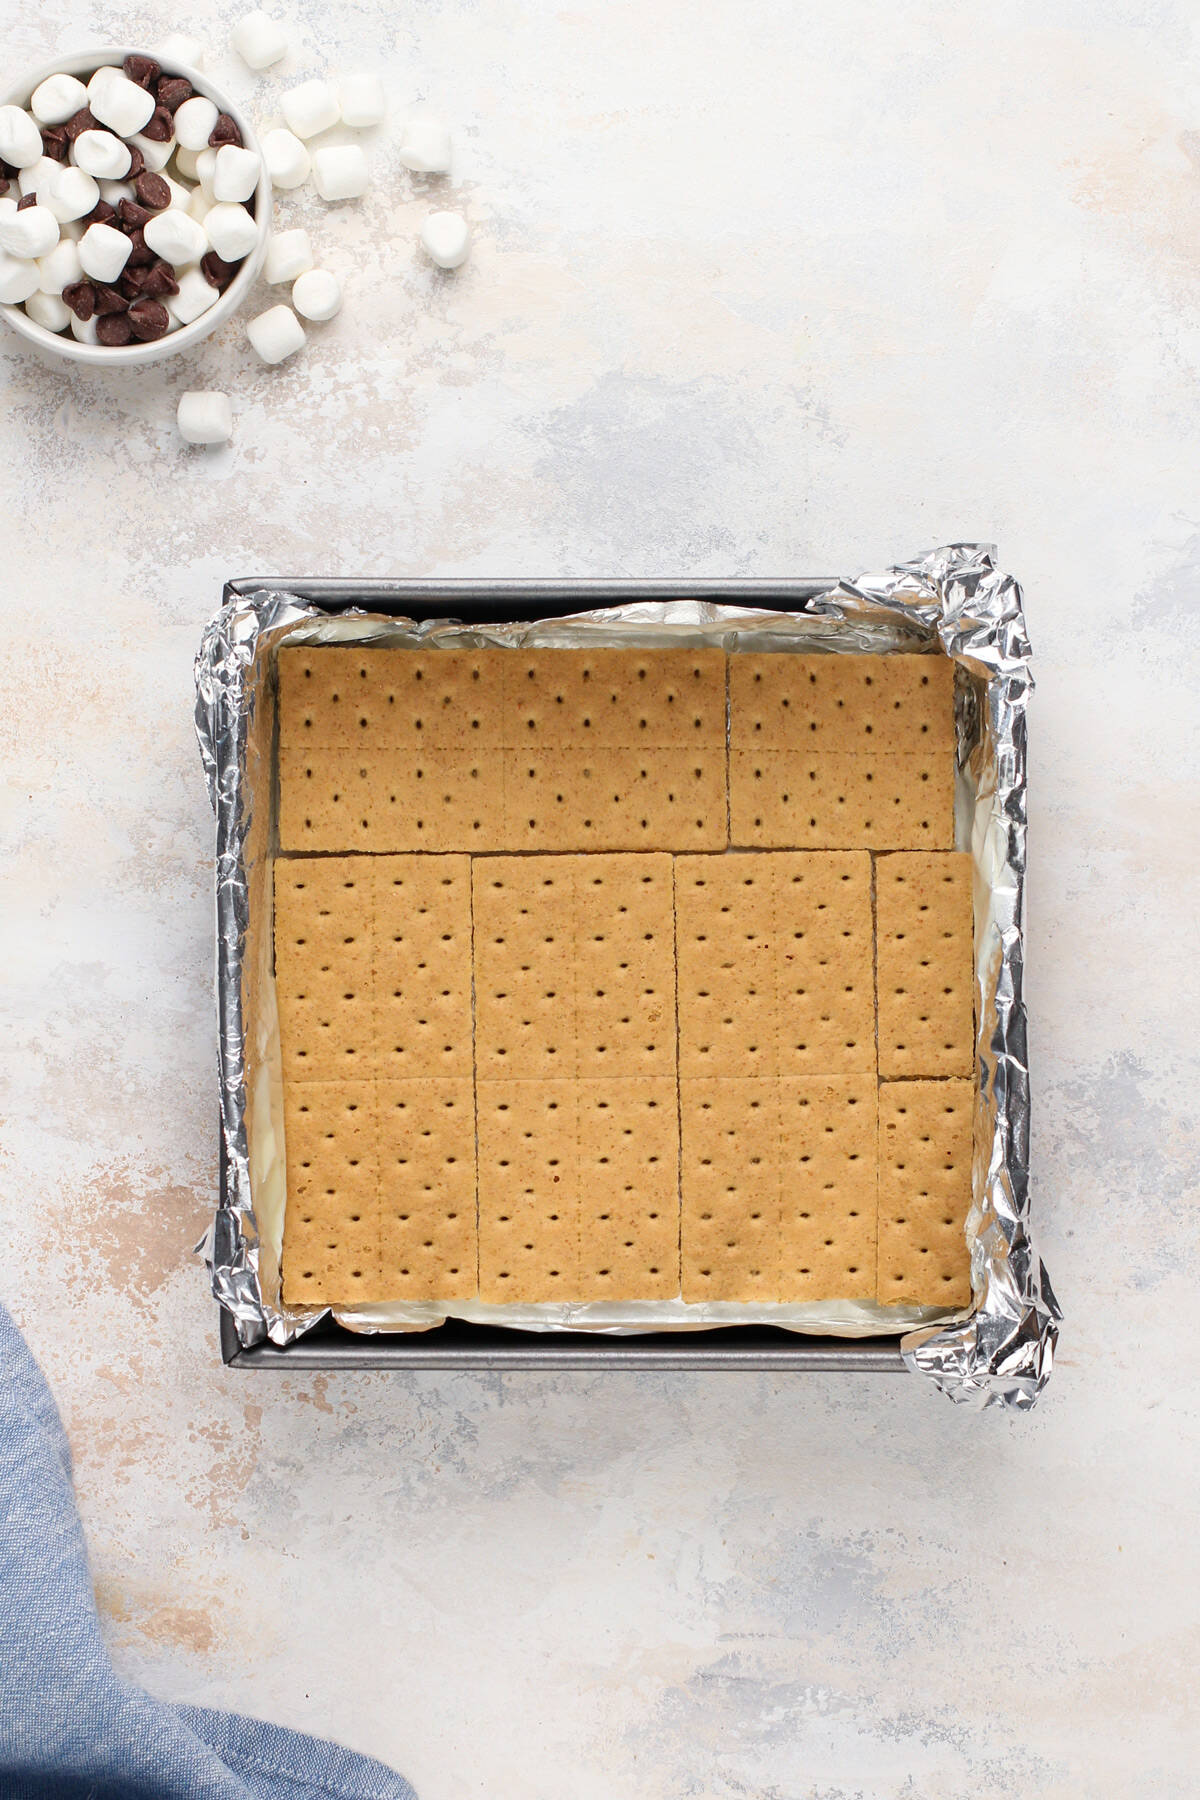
[0,47,270,366]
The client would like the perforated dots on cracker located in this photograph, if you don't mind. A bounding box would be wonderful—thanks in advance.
[281,1079,381,1303]
[373,855,473,1079]
[377,1079,476,1298]
[877,1078,973,1307]
[730,653,955,755]
[875,851,974,1077]
[680,1078,781,1302]
[778,1077,876,1299]
[576,1077,679,1300]
[477,1080,580,1302]
[730,750,953,851]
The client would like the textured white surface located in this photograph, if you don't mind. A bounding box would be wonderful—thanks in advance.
[1,3,1199,1797]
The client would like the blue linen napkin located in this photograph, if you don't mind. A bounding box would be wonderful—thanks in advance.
[0,1303,416,1800]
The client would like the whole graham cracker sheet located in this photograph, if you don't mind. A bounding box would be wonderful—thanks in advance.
[268,636,978,1332]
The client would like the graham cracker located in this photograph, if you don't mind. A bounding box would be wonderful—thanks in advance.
[730,653,955,755]
[729,750,953,851]
[773,851,874,1076]
[875,851,974,1077]
[877,1079,973,1307]
[574,854,675,1077]
[680,1078,781,1302]
[503,647,726,749]
[472,857,579,1080]
[501,748,726,853]
[576,1077,680,1299]
[274,859,377,1083]
[476,1079,579,1301]
[376,1078,477,1298]
[281,1079,381,1304]
[778,1077,876,1299]
[373,854,474,1080]
[277,646,506,749]
[277,743,505,854]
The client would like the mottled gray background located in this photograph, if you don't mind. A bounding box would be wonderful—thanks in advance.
[2,1,1198,1795]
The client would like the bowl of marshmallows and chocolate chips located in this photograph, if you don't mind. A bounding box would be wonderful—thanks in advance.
[0,48,269,363]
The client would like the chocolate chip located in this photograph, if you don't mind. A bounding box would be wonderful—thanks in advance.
[125,228,156,268]
[127,296,170,340]
[63,107,98,142]
[0,178,8,197]
[156,76,192,113]
[141,258,180,298]
[126,143,145,180]
[118,199,152,230]
[199,250,239,290]
[40,126,69,162]
[84,199,118,228]
[123,54,161,88]
[119,267,148,299]
[95,313,133,346]
[208,112,242,148]
[93,284,129,316]
[140,106,174,143]
[16,193,36,211]
[134,172,171,210]
[62,281,96,321]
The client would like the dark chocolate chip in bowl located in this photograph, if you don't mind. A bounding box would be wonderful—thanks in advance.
[123,54,161,88]
[41,126,68,162]
[141,258,180,298]
[199,250,238,290]
[119,267,148,299]
[84,199,118,227]
[92,285,129,316]
[62,281,95,321]
[95,312,133,346]
[156,76,192,113]
[125,228,156,268]
[63,107,98,141]
[141,106,174,143]
[0,178,8,197]
[208,112,242,148]
[126,143,145,180]
[118,199,152,230]
[127,296,170,340]
[16,193,36,211]
[135,172,171,210]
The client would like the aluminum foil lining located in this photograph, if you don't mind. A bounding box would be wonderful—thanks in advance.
[195,544,1060,1409]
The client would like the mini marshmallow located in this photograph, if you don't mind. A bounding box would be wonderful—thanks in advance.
[212,144,261,203]
[187,185,212,224]
[162,173,193,211]
[0,203,59,260]
[70,308,99,343]
[30,72,90,126]
[195,147,219,195]
[74,130,132,181]
[338,73,386,129]
[232,10,289,70]
[204,201,259,262]
[397,115,452,174]
[264,226,313,284]
[168,264,221,325]
[291,266,341,320]
[129,130,175,173]
[78,220,132,282]
[0,196,14,219]
[312,143,368,201]
[261,127,309,189]
[155,33,206,71]
[44,165,100,224]
[173,146,201,179]
[144,208,208,266]
[0,250,42,303]
[24,287,70,332]
[419,210,470,269]
[246,301,305,363]
[37,236,83,294]
[18,156,61,200]
[177,389,233,443]
[87,67,155,138]
[281,78,339,140]
[0,105,44,169]
[174,95,220,152]
[97,179,136,207]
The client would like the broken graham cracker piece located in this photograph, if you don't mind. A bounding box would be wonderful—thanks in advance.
[877,1078,973,1308]
[875,850,974,1078]
[281,1079,381,1304]
[778,1077,876,1300]
[730,652,955,756]
[680,1078,781,1302]
[729,750,953,851]
[477,1080,580,1302]
[274,859,377,1083]
[277,742,505,854]
[376,1079,477,1299]
[576,1077,680,1300]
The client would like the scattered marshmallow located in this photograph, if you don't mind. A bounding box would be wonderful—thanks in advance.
[292,266,341,320]
[0,250,42,304]
[18,156,61,200]
[174,94,220,151]
[212,144,262,203]
[144,208,209,266]
[204,201,260,262]
[78,220,133,282]
[232,11,289,71]
[155,33,206,71]
[25,287,71,332]
[339,73,386,129]
[169,265,222,325]
[261,127,309,189]
[97,178,135,207]
[0,104,45,169]
[281,78,340,140]
[129,129,175,172]
[162,173,193,211]
[174,146,201,180]
[178,389,234,443]
[195,147,220,195]
[397,115,452,174]
[420,210,470,269]
[246,301,305,363]
[187,185,213,224]
[30,72,90,126]
[87,67,156,137]
[69,308,99,343]
[0,203,59,260]
[312,144,368,201]
[74,130,132,180]
[36,236,83,294]
[264,226,314,284]
[44,165,100,224]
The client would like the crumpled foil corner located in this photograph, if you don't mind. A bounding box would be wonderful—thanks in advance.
[194,545,1060,1407]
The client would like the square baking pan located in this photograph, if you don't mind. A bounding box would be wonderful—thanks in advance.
[215,575,912,1372]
